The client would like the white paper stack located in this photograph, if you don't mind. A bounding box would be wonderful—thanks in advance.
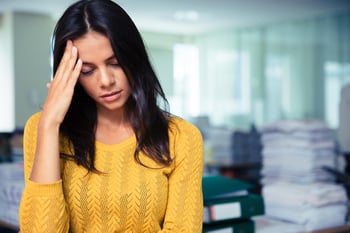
[205,127,235,165]
[254,215,304,233]
[260,119,336,184]
[0,162,24,227]
[259,119,348,231]
[262,182,347,231]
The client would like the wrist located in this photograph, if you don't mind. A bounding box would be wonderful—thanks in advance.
[38,114,61,133]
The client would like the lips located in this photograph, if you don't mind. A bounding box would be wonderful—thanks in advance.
[101,90,122,102]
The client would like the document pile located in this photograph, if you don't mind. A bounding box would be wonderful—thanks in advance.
[0,162,24,227]
[259,119,348,231]
[204,125,262,165]
[202,175,265,233]
[262,182,347,231]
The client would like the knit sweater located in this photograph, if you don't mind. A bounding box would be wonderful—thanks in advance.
[19,112,204,233]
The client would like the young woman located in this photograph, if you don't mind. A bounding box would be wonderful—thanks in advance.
[18,0,204,232]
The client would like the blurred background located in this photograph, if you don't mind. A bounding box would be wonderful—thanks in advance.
[1,0,350,131]
[1,1,350,232]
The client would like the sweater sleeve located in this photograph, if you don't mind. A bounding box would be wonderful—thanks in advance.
[18,112,69,233]
[160,119,204,232]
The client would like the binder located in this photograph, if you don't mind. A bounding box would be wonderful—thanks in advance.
[203,194,264,224]
[203,219,255,233]
[202,175,253,201]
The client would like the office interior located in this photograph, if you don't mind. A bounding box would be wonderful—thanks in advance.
[1,0,350,232]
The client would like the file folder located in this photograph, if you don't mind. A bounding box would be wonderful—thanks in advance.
[203,194,264,224]
[202,175,253,201]
[203,219,255,233]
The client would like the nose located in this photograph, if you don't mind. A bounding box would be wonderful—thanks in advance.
[99,67,115,87]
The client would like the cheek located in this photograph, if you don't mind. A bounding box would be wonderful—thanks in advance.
[120,74,131,91]
[78,79,95,96]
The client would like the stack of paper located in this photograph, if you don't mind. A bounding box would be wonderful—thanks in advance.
[0,162,24,227]
[204,126,262,166]
[202,175,265,233]
[260,119,336,184]
[259,119,348,231]
[254,216,304,233]
[262,182,347,231]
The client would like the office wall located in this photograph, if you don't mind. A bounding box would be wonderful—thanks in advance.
[0,12,183,129]
[3,11,349,130]
[192,11,350,128]
[13,12,55,128]
[0,12,15,132]
[141,31,186,98]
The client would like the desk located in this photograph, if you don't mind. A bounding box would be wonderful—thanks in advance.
[308,225,350,233]
[255,216,350,233]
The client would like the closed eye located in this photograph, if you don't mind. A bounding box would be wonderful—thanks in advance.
[110,63,121,68]
[80,69,94,76]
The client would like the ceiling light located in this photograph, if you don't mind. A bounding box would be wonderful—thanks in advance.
[173,10,199,21]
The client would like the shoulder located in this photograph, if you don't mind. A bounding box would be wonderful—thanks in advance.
[168,116,204,167]
[23,112,42,145]
[22,113,42,164]
[168,116,203,142]
[24,112,42,131]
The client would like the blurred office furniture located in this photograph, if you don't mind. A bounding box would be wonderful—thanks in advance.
[202,175,265,233]
[203,124,263,194]
[338,83,350,174]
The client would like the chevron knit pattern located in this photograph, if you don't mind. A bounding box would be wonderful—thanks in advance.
[19,112,204,233]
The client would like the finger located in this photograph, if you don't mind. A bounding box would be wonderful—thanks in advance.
[65,58,82,90]
[53,41,74,81]
[66,46,79,75]
[72,58,83,81]
[59,45,78,83]
[56,41,74,79]
[61,40,73,64]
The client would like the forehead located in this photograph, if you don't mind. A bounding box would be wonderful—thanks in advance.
[73,31,114,62]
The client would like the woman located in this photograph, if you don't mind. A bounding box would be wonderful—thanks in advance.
[18,0,204,232]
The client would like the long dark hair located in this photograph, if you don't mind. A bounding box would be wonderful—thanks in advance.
[54,0,171,171]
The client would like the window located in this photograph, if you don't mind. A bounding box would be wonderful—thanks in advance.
[171,43,199,117]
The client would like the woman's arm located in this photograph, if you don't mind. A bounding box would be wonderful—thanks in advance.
[18,41,82,233]
[30,41,81,183]
[18,113,70,233]
[160,120,204,232]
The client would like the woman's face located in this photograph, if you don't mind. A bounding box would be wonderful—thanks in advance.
[73,31,131,114]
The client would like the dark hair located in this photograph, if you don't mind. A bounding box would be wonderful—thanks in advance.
[54,0,171,171]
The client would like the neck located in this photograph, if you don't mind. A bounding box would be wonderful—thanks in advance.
[95,109,134,144]
[97,107,127,126]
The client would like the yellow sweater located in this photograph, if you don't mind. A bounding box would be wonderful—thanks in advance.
[19,112,204,233]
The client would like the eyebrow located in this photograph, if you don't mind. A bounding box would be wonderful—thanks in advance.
[82,55,117,66]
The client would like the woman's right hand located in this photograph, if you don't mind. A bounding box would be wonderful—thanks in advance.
[41,40,82,126]
[29,40,82,183]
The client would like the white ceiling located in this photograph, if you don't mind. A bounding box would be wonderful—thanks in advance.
[1,0,350,34]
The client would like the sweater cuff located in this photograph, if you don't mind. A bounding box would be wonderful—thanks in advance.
[26,179,63,197]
